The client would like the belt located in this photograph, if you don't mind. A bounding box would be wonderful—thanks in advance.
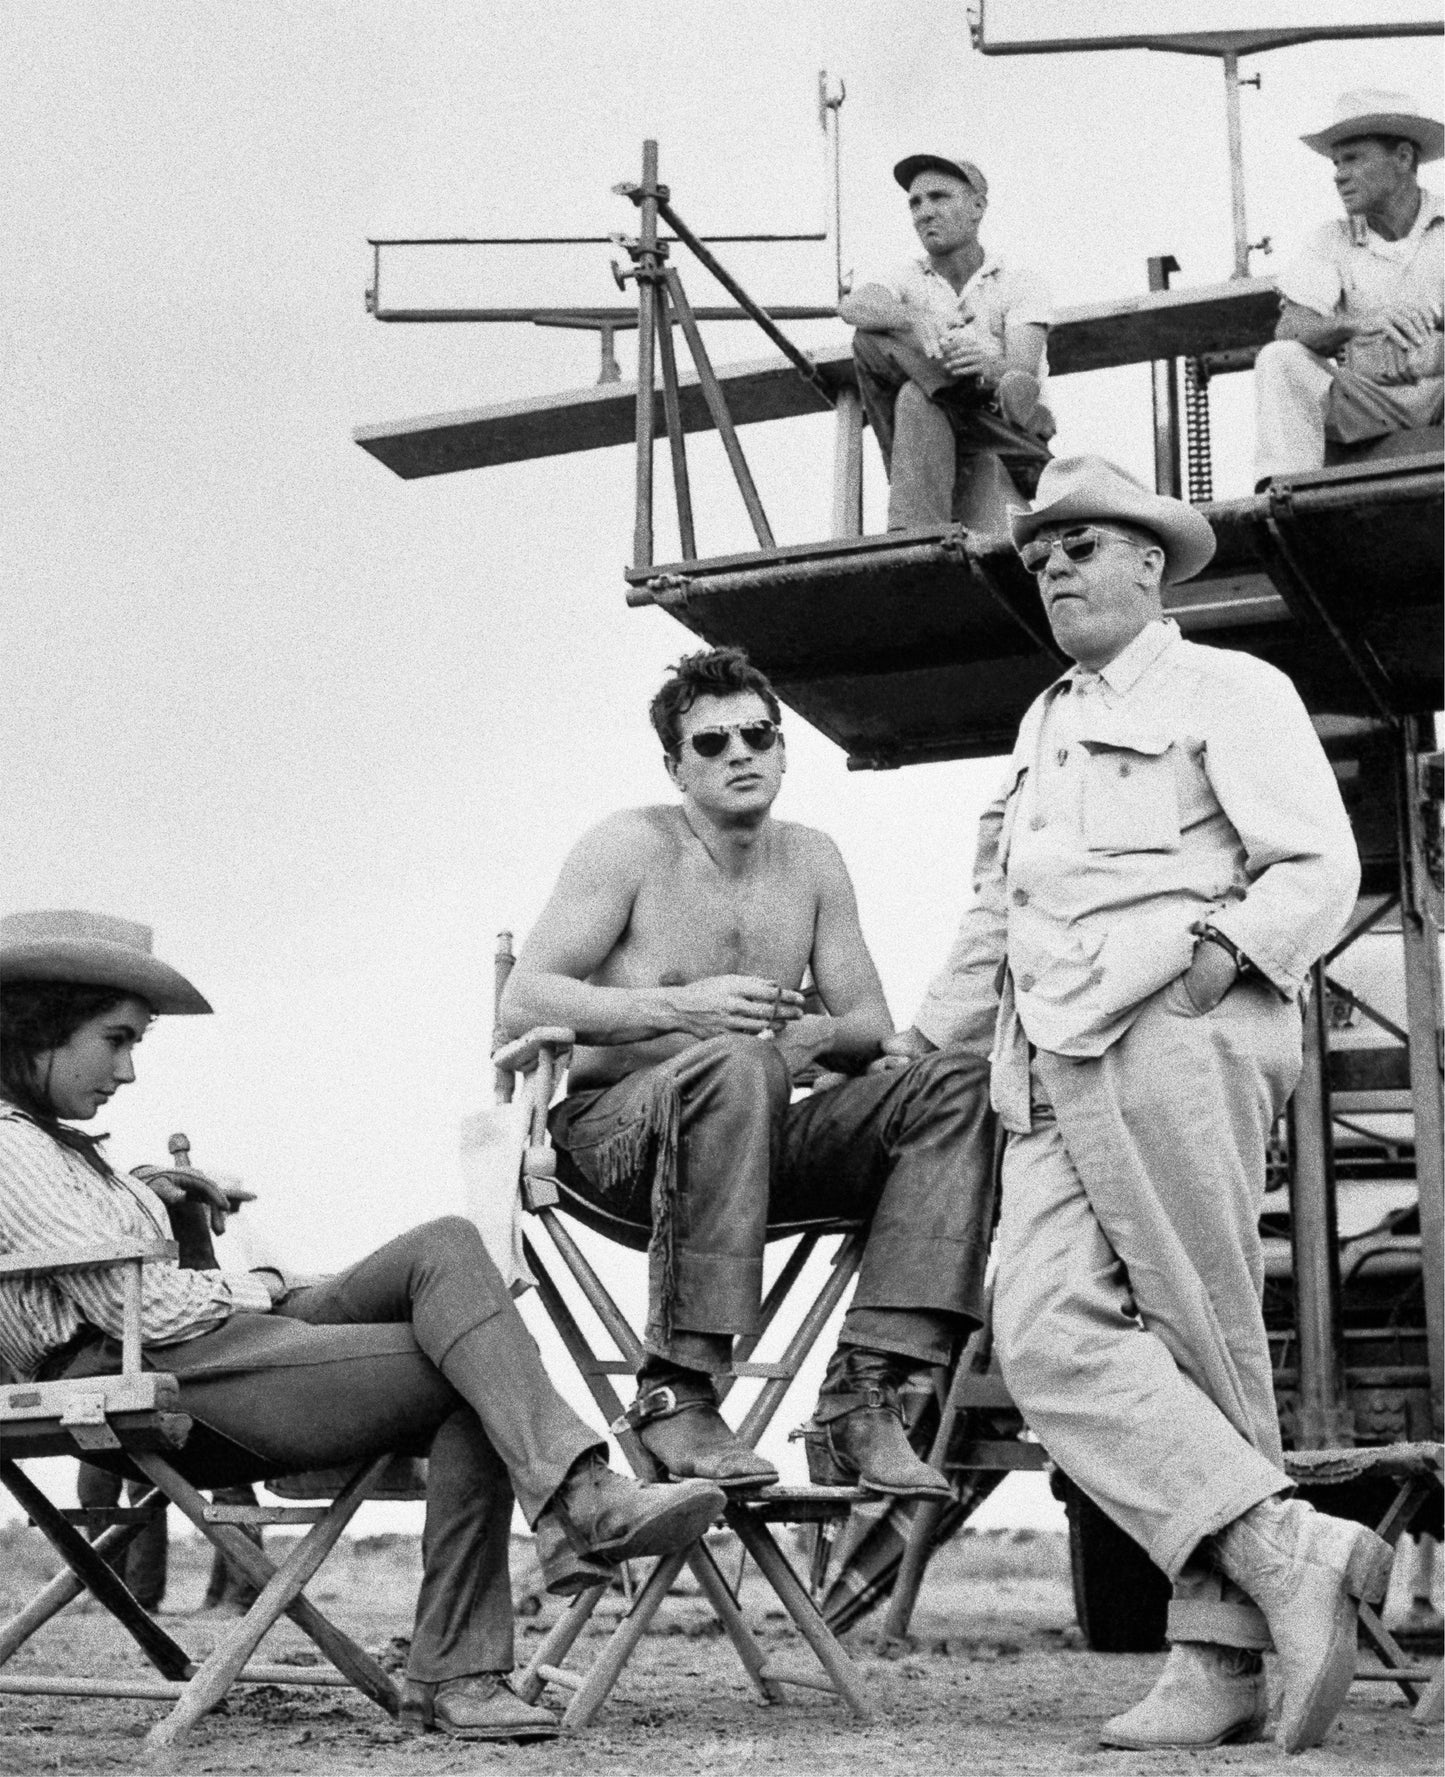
[35,1326,106,1383]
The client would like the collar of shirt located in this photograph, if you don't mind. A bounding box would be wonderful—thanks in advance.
[915,250,1003,297]
[1045,617,1180,707]
[1348,187,1445,252]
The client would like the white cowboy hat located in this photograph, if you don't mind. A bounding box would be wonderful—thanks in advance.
[1008,455,1217,585]
[1301,89,1444,164]
[0,910,211,1015]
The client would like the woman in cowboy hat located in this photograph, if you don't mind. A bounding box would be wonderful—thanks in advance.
[0,909,725,1742]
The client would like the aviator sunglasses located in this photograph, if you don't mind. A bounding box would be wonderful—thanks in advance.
[1018,525,1142,576]
[682,719,782,759]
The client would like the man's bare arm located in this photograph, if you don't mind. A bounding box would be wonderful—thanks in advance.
[1276,295,1441,357]
[500,816,802,1045]
[840,282,946,357]
[941,318,1046,386]
[776,834,893,1077]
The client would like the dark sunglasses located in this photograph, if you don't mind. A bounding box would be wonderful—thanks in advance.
[682,720,782,759]
[1018,525,1141,576]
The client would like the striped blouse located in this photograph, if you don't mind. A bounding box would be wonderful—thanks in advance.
[0,1105,272,1383]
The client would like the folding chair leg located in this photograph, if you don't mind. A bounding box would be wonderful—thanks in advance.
[133,1454,399,1752]
[1358,1604,1425,1705]
[0,1494,165,1666]
[0,1460,191,1680]
[685,1539,785,1704]
[729,1511,873,1721]
[561,1550,691,1729]
[1413,1664,1444,1725]
[514,1581,610,1705]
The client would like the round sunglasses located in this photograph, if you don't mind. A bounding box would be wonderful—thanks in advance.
[681,719,782,759]
[1018,525,1143,577]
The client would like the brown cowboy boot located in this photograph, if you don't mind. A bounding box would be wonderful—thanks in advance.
[795,1347,952,1500]
[624,1361,778,1491]
[544,1452,726,1565]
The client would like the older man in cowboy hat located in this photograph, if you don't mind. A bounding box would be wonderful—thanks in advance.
[841,152,1054,530]
[1255,88,1444,484]
[876,457,1387,1752]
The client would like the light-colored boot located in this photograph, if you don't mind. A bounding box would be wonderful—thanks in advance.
[1099,1641,1268,1749]
[1215,1495,1393,1754]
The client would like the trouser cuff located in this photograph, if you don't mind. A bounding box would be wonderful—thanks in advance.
[1168,1596,1273,1651]
[840,1306,958,1368]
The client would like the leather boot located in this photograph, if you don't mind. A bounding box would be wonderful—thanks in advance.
[1214,1495,1392,1753]
[624,1364,778,1492]
[1099,1642,1268,1749]
[400,1672,559,1740]
[545,1453,725,1565]
[532,1506,614,1597]
[795,1348,951,1500]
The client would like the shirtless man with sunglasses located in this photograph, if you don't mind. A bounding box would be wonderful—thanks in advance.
[501,647,995,1500]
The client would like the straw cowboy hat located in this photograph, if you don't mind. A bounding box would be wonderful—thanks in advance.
[0,910,211,1015]
[1301,89,1444,164]
[1008,455,1218,585]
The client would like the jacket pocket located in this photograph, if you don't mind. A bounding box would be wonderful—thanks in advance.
[1079,733,1180,854]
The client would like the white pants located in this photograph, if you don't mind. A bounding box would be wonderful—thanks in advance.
[1253,339,1333,484]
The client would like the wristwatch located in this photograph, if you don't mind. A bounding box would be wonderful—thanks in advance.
[1198,926,1256,980]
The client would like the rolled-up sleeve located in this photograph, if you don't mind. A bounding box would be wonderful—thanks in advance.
[0,1121,272,1355]
[1277,224,1346,318]
[1202,664,1361,991]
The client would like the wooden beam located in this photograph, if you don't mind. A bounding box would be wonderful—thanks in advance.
[355,279,1282,480]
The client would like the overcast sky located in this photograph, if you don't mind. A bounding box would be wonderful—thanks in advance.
[4,1,1439,1520]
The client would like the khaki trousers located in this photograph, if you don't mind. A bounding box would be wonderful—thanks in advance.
[1254,337,1445,482]
[992,976,1303,1647]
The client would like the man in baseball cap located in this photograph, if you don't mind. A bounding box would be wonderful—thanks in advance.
[1255,89,1444,485]
[840,152,1054,532]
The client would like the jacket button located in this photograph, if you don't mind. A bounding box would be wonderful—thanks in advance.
[1012,888,1030,906]
[1018,973,1036,992]
[1056,748,1068,767]
[1118,761,1132,777]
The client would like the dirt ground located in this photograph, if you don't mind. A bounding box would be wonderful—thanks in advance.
[1,1524,1438,1777]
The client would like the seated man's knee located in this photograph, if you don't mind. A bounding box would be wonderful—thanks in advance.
[851,328,895,375]
[1255,337,1322,387]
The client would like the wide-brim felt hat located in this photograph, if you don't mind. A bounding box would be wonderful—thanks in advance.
[893,153,988,198]
[1301,88,1443,164]
[1008,455,1217,585]
[0,910,211,1015]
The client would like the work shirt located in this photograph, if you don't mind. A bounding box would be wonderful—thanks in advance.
[873,251,1054,395]
[1278,188,1444,391]
[0,1106,272,1382]
[913,620,1360,1128]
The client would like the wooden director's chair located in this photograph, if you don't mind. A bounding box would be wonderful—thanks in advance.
[0,1162,410,1758]
[491,935,877,1728]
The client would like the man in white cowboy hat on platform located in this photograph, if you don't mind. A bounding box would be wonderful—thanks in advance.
[842,152,1055,530]
[875,456,1389,1752]
[1255,88,1444,484]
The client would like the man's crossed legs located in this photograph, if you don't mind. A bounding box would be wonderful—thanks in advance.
[551,1037,996,1501]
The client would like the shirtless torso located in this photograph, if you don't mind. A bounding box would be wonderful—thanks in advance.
[502,690,891,1090]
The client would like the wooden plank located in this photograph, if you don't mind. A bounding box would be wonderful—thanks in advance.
[0,1240,176,1281]
[355,281,1281,479]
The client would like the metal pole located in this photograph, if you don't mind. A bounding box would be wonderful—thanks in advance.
[663,265,776,551]
[1222,53,1251,279]
[831,387,863,538]
[632,140,661,570]
[654,280,697,560]
[1147,256,1182,498]
[1397,720,1445,1432]
[1289,961,1351,1447]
